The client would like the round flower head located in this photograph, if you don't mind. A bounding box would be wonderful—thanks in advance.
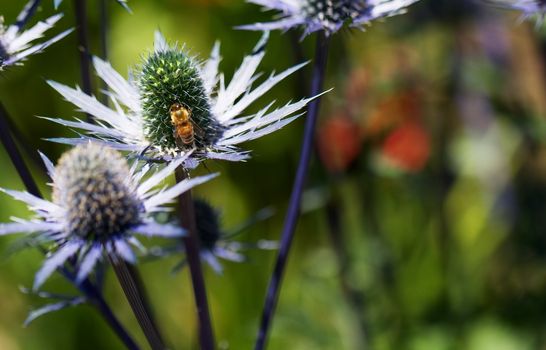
[0,0,72,69]
[486,0,546,24]
[46,31,324,166]
[139,45,225,154]
[0,143,217,290]
[149,199,277,274]
[238,0,421,37]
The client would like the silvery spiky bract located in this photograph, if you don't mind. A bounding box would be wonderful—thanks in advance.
[21,288,85,326]
[486,0,546,24]
[0,143,217,290]
[0,0,72,69]
[239,0,421,37]
[46,31,324,166]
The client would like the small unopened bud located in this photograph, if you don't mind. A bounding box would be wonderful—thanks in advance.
[193,199,222,249]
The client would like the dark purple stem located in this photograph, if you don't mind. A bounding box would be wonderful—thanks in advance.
[73,0,93,121]
[175,167,215,350]
[254,32,330,350]
[99,0,109,60]
[0,103,139,350]
[3,111,47,174]
[0,102,41,197]
[99,0,110,106]
[109,256,166,350]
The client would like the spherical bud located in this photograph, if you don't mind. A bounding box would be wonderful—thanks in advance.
[139,48,225,154]
[193,199,222,249]
[53,143,142,240]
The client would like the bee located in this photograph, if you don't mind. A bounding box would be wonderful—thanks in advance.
[170,103,195,147]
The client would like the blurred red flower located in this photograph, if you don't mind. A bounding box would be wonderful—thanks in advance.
[380,120,430,173]
[317,114,363,174]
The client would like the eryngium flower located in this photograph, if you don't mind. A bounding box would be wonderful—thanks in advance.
[46,31,322,165]
[0,1,72,69]
[150,199,277,274]
[0,143,217,290]
[486,0,546,23]
[239,0,421,37]
[193,199,277,273]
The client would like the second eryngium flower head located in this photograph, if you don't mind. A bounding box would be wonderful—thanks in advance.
[239,0,421,37]
[47,31,323,166]
[0,142,217,290]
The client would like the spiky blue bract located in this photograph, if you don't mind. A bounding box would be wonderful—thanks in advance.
[139,48,225,152]
[53,143,142,240]
[0,1,73,69]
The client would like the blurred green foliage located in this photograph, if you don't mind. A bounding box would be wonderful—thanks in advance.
[2,0,546,349]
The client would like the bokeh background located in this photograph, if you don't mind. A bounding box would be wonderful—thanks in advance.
[2,0,546,349]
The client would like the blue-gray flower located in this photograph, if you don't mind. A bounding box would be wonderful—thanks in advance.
[239,0,421,37]
[0,142,217,290]
[45,31,325,166]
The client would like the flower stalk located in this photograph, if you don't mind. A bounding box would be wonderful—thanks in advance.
[72,0,93,120]
[99,0,110,106]
[255,31,330,350]
[0,102,41,197]
[109,256,167,350]
[175,166,215,350]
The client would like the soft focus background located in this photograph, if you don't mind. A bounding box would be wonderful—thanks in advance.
[2,0,546,349]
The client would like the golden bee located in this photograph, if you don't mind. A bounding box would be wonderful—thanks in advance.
[170,103,195,146]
